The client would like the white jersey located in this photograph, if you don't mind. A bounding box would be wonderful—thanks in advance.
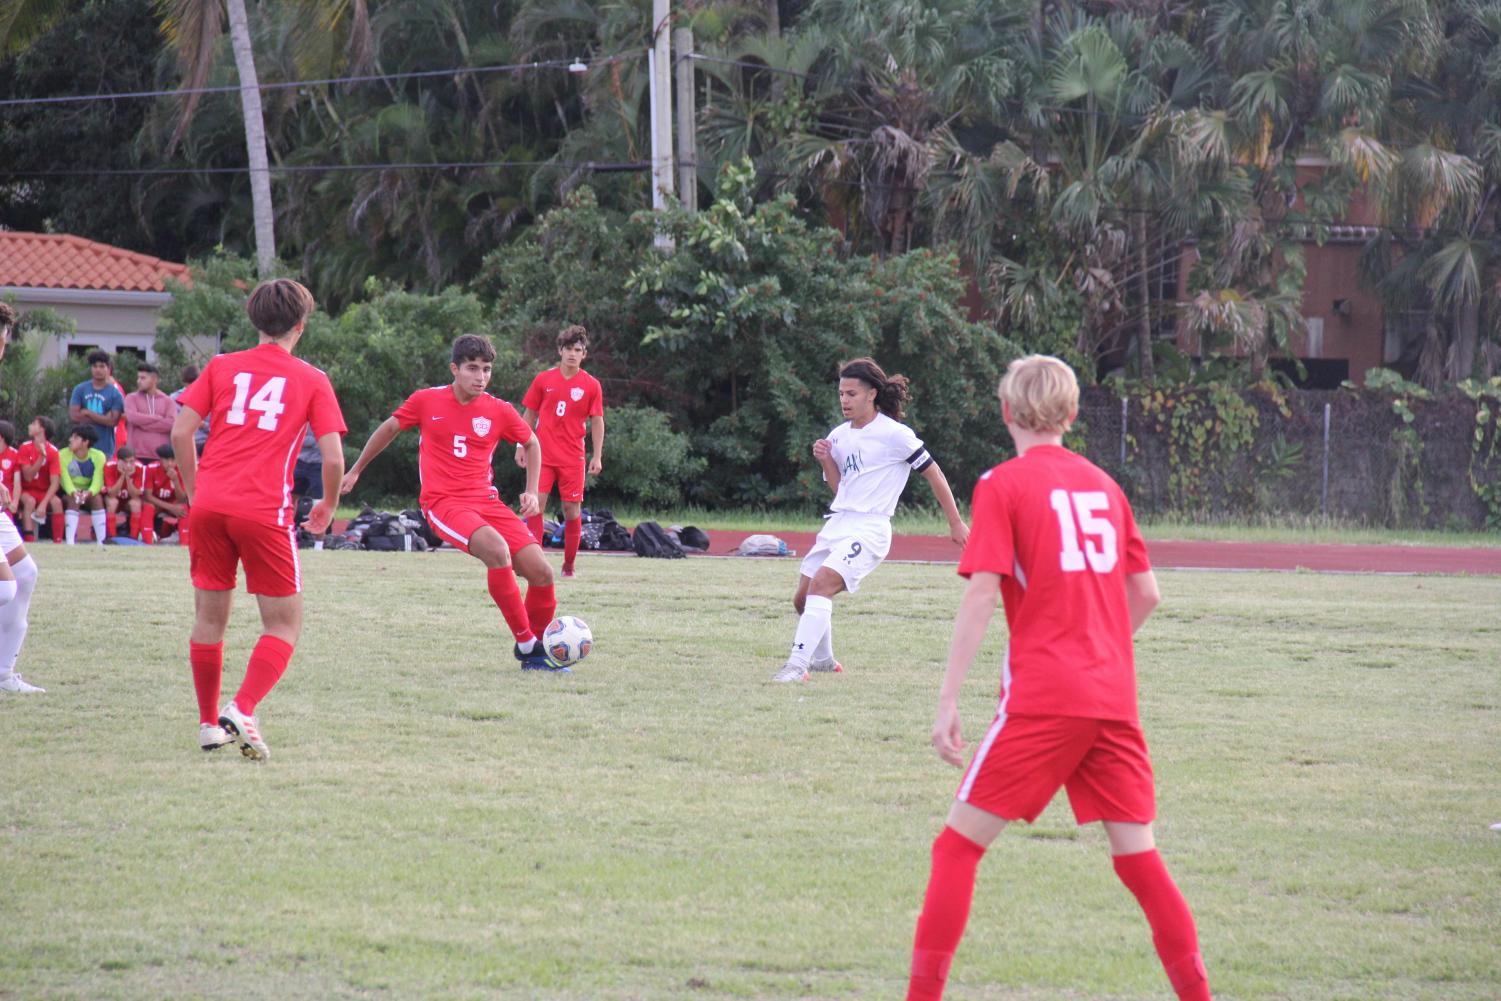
[825,412,933,518]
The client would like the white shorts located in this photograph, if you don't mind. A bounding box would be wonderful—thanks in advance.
[0,513,23,556]
[799,512,892,594]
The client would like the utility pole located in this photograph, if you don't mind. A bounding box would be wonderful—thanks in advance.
[649,0,675,250]
[674,26,697,211]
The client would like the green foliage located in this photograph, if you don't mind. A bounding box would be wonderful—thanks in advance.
[1132,380,1261,515]
[152,254,265,379]
[1363,367,1431,525]
[0,304,86,436]
[1459,376,1501,529]
[590,404,705,508]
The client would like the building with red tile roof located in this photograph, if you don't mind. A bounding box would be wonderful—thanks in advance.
[0,231,207,370]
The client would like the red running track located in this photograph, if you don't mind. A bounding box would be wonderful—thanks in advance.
[696,529,1501,576]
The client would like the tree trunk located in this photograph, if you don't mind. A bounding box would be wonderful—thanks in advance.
[1449,298,1479,382]
[226,0,276,276]
[1133,212,1156,382]
[763,0,779,36]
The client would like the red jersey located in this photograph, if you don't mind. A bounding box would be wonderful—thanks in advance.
[957,445,1151,722]
[104,459,149,499]
[16,441,60,493]
[178,342,346,526]
[0,447,19,492]
[393,386,532,506]
[521,367,603,465]
[145,462,185,503]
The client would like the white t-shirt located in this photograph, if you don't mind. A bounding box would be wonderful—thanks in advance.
[825,412,933,518]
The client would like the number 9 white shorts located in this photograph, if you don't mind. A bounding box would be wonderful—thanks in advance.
[799,512,892,593]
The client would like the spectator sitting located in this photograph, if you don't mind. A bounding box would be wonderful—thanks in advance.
[16,416,63,543]
[0,420,21,526]
[123,362,180,462]
[68,350,126,459]
[104,445,151,542]
[145,442,190,545]
[61,425,108,546]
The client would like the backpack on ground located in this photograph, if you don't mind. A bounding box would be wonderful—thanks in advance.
[677,525,710,551]
[631,520,684,558]
[583,516,634,551]
[737,533,793,556]
[400,509,443,549]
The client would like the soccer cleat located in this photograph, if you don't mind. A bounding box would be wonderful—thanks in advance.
[514,641,567,672]
[218,702,270,761]
[199,723,234,751]
[0,673,44,693]
[772,659,809,683]
[808,657,844,673]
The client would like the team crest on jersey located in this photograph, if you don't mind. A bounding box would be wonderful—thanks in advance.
[471,416,492,436]
[569,387,584,402]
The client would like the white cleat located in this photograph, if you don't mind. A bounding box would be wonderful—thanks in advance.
[772,660,809,683]
[218,702,270,761]
[809,658,844,673]
[199,723,235,751]
[0,673,44,693]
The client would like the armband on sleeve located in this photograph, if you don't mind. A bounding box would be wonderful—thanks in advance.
[905,445,934,472]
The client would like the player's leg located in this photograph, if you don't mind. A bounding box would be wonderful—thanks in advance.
[86,492,106,544]
[557,461,585,576]
[106,495,122,537]
[18,493,36,539]
[128,497,146,541]
[190,587,235,749]
[47,495,63,543]
[217,520,305,761]
[1074,721,1211,1001]
[511,541,557,641]
[0,531,41,694]
[526,465,558,546]
[62,492,80,544]
[780,566,844,680]
[906,799,1007,1001]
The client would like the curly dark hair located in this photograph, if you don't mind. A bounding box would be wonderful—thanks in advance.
[839,357,911,420]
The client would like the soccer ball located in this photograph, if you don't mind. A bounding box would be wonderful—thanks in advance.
[543,615,593,668]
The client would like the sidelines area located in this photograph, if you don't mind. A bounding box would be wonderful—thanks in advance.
[693,529,1501,575]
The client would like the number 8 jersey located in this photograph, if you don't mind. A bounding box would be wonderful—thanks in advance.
[178,342,346,526]
[958,444,1151,722]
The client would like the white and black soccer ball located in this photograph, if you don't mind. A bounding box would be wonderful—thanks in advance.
[543,615,593,668]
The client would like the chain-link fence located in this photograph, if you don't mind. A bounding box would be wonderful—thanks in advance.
[1075,386,1500,530]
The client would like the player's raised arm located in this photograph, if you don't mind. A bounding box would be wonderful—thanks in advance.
[170,404,203,499]
[340,416,403,496]
[920,462,970,547]
[811,437,840,494]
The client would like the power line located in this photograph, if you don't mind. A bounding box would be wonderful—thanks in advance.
[0,50,643,110]
[1,159,649,178]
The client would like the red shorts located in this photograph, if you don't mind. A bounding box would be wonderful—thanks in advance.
[957,713,1156,825]
[537,462,585,504]
[189,508,302,597]
[423,495,537,555]
[20,481,51,502]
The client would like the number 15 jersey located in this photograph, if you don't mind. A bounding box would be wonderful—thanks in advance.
[178,342,346,526]
[958,444,1151,722]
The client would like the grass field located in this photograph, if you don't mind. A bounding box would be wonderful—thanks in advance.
[2,547,1499,1000]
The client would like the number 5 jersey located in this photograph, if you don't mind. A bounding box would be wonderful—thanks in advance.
[177,343,346,526]
[958,444,1151,722]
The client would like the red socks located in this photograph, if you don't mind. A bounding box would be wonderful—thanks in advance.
[906,826,986,1001]
[1113,849,1211,1001]
[524,583,556,637]
[526,514,546,545]
[189,641,224,725]
[563,517,581,570]
[50,514,63,543]
[232,635,294,716]
[487,567,535,644]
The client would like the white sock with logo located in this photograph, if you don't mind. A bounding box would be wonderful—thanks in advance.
[64,509,79,544]
[813,619,834,665]
[788,595,833,668]
[90,509,107,542]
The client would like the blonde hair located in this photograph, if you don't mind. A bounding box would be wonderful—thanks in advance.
[997,355,1079,432]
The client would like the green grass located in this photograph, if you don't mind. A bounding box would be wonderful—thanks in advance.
[8,548,1496,1000]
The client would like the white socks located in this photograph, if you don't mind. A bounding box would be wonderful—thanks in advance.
[64,509,78,543]
[789,595,833,668]
[0,557,38,680]
[0,578,13,607]
[814,618,835,664]
[91,508,107,542]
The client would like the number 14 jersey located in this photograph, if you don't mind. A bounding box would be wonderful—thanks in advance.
[958,444,1151,722]
[178,342,346,526]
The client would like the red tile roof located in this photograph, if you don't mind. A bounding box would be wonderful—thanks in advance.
[0,232,191,293]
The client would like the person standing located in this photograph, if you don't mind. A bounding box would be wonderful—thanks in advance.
[171,279,346,759]
[342,334,561,671]
[122,362,180,461]
[517,325,604,579]
[68,350,126,459]
[0,304,33,694]
[904,355,1211,1001]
